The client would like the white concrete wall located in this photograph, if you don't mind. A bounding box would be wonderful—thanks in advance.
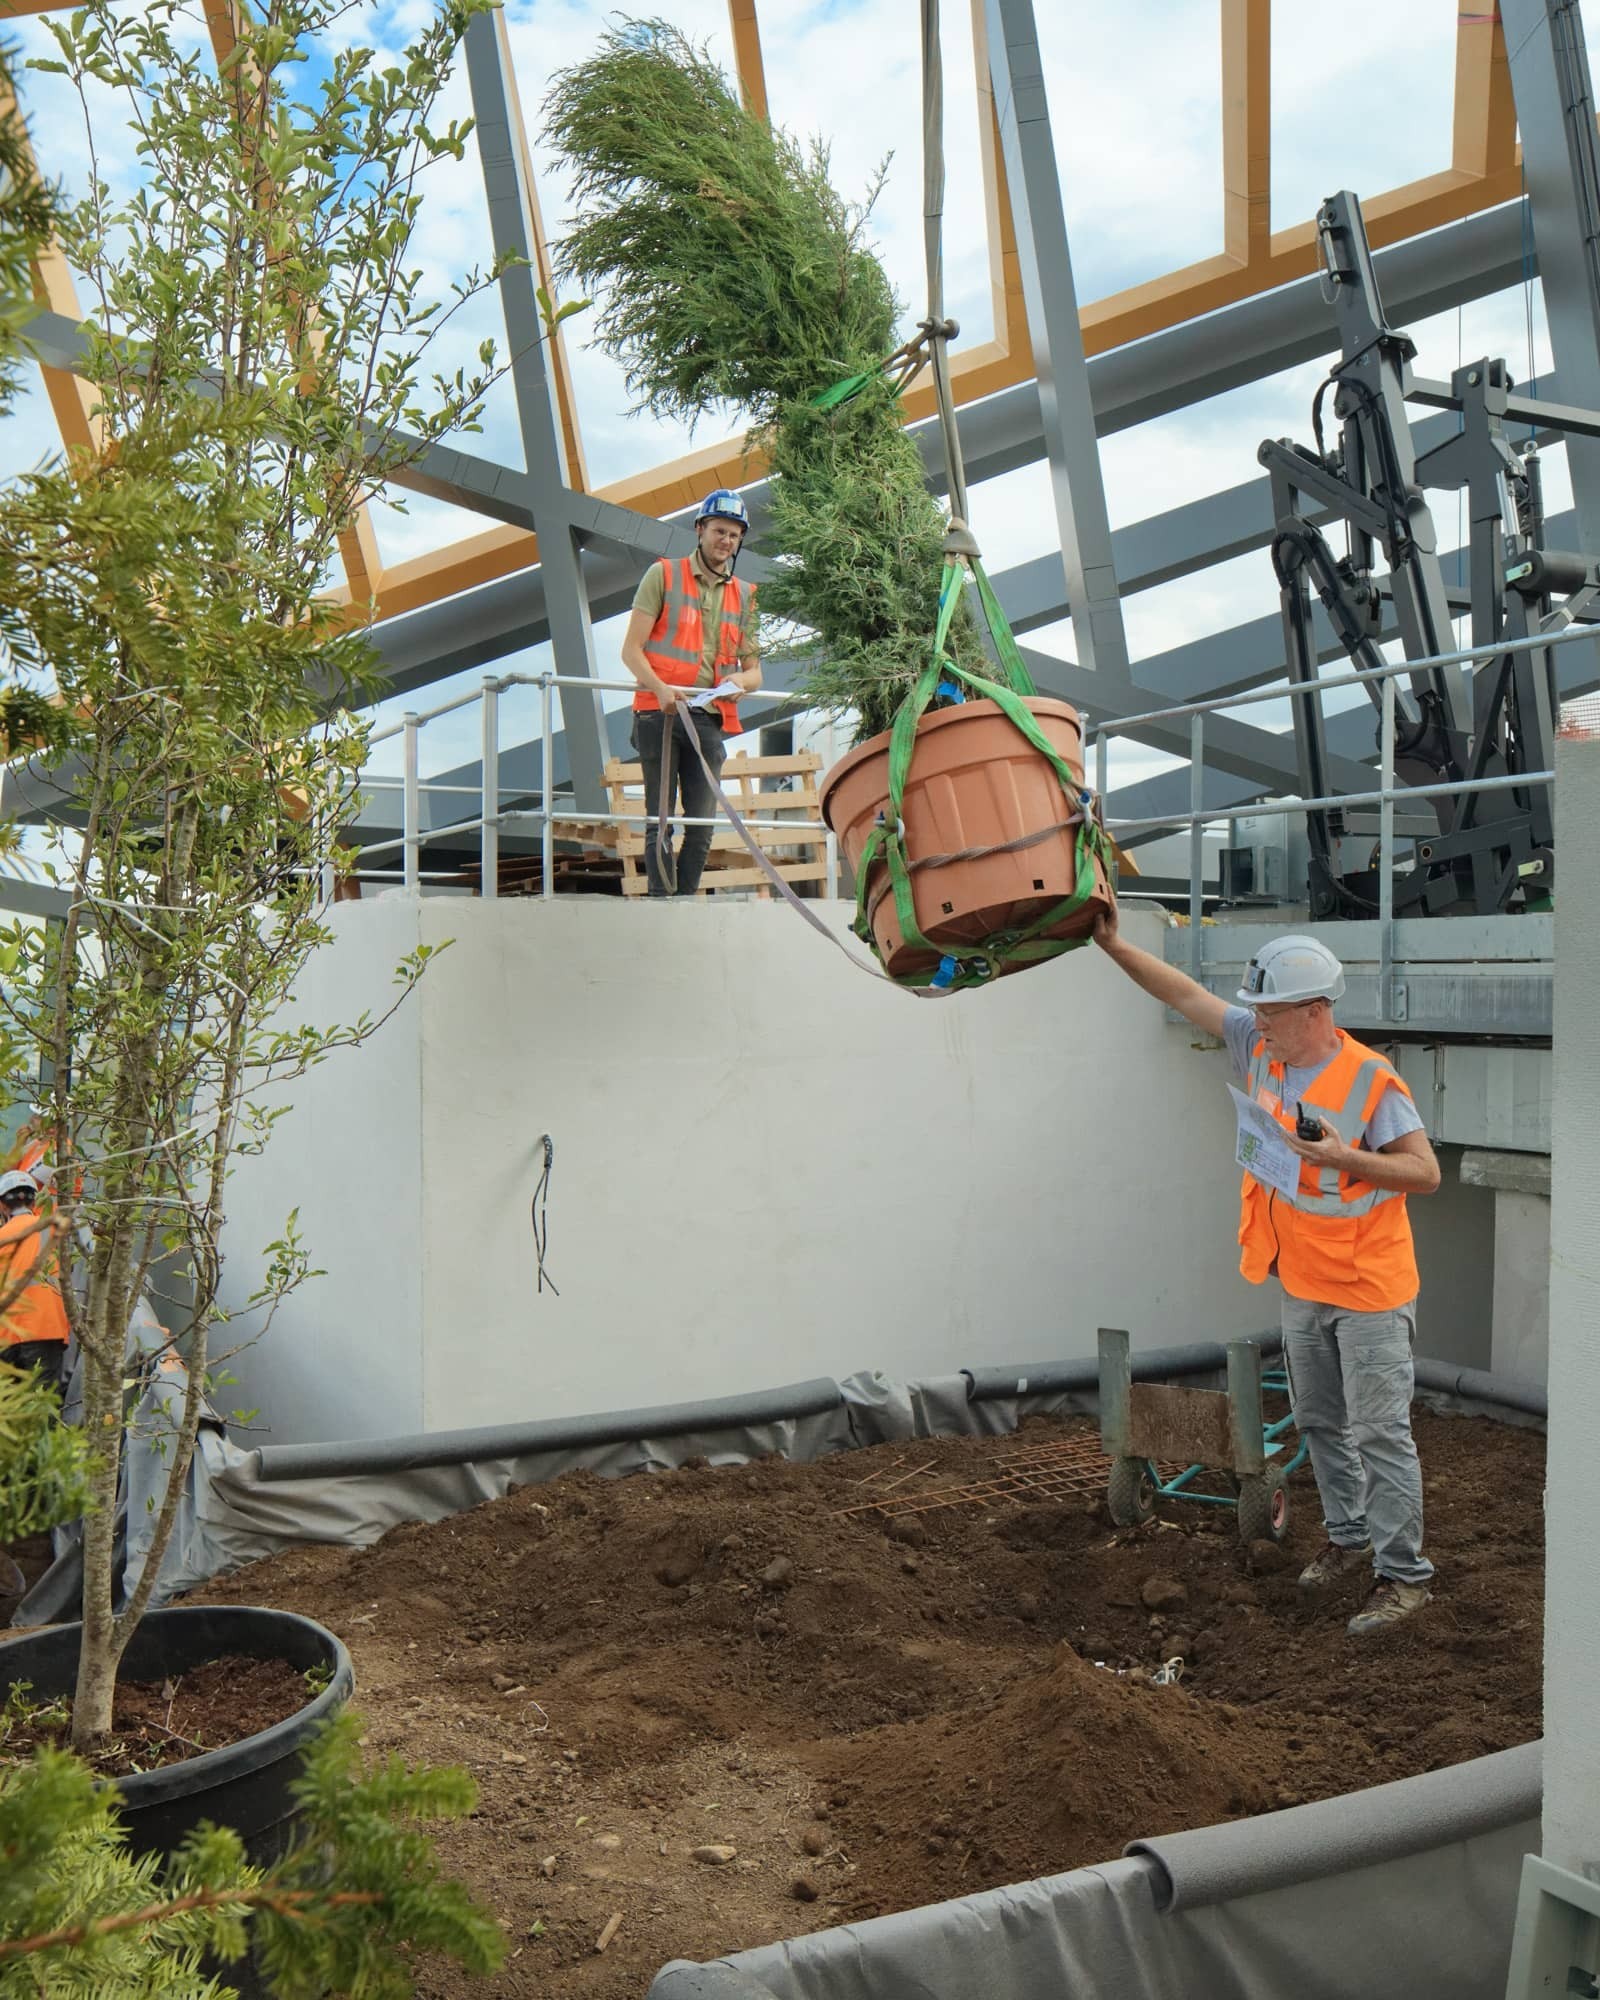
[1408,1155,1497,1371]
[220,902,1275,1442]
[413,902,1262,1432]
[1544,737,1600,1874]
[1489,1190,1552,1385]
[218,897,425,1446]
[217,896,1499,1445]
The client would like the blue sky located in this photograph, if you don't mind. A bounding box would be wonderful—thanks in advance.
[0,0,1587,798]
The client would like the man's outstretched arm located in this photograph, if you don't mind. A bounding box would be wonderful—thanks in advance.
[1092,903,1231,1040]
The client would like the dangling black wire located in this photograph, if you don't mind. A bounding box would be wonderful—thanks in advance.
[532,1133,558,1296]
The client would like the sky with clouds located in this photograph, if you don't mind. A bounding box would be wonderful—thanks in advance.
[0,0,1593,802]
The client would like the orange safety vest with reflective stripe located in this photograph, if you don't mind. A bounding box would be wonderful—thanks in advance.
[0,1211,69,1348]
[635,557,752,735]
[1236,1029,1419,1312]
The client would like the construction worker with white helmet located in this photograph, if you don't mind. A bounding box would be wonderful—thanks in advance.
[620,488,764,897]
[0,1168,70,1397]
[1094,905,1442,1637]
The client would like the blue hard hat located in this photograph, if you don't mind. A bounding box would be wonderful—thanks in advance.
[694,488,749,533]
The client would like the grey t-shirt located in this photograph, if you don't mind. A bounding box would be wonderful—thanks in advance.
[1222,1005,1423,1153]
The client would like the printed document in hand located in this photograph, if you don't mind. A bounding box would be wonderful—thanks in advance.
[681,678,743,710]
[1226,1083,1301,1200]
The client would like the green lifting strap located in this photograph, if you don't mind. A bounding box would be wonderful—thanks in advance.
[809,368,891,413]
[851,555,1115,993]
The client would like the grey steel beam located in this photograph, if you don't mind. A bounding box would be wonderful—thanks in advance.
[22,201,1540,715]
[25,305,548,533]
[365,204,1535,700]
[1136,509,1573,706]
[1504,0,1600,547]
[0,874,71,921]
[464,10,607,808]
[991,384,1557,638]
[24,197,1535,556]
[985,0,1130,684]
[931,197,1535,494]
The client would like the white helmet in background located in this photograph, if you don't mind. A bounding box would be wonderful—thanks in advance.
[1235,934,1346,1006]
[0,1169,39,1202]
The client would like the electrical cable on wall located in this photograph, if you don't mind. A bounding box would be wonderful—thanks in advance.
[532,1132,558,1296]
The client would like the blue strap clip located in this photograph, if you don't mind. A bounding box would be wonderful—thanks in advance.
[930,954,960,991]
[936,678,966,705]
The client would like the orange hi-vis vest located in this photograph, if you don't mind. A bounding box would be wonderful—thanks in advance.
[635,557,752,735]
[1237,1028,1420,1312]
[0,1211,69,1349]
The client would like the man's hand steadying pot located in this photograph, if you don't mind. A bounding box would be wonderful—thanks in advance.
[1092,904,1121,952]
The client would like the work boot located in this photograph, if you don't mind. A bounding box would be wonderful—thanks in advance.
[1347,1578,1432,1637]
[1297,1540,1373,1590]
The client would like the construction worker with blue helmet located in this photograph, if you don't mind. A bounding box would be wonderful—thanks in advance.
[621,488,763,897]
[1092,907,1443,1640]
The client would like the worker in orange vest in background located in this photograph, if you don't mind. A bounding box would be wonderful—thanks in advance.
[1093,911,1443,1638]
[620,489,764,897]
[0,1169,70,1397]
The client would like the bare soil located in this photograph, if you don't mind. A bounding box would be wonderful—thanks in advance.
[0,1653,310,1777]
[67,1408,1543,1995]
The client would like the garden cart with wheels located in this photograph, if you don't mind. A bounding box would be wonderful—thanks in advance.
[1096,1327,1308,1542]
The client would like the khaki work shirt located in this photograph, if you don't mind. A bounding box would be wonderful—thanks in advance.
[630,550,760,687]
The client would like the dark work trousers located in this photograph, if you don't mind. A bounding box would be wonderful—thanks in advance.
[632,706,728,897]
[4,1338,65,1398]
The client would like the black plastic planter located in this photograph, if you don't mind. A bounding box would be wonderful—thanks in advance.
[0,1602,353,1860]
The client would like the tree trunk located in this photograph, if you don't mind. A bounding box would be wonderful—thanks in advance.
[71,1349,126,1745]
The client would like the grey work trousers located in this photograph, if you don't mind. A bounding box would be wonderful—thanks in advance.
[1280,1292,1434,1586]
[632,708,728,897]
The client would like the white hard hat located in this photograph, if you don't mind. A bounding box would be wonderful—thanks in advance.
[0,1170,39,1199]
[1235,934,1346,1006]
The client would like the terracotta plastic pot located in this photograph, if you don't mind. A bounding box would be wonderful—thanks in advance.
[819,696,1116,980]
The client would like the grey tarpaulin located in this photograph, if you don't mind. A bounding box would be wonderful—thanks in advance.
[15,1374,862,1620]
[1128,1740,1540,1909]
[648,1746,1540,2000]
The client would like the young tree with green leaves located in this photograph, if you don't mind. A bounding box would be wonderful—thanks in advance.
[0,1360,505,1995]
[0,0,518,1747]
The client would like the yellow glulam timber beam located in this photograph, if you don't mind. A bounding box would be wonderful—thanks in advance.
[1454,3,1516,178]
[1221,0,1270,267]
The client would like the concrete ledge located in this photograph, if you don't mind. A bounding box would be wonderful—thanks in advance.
[1460,1148,1552,1196]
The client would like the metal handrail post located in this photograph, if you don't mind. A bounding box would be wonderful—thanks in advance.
[1188,713,1204,979]
[540,673,555,902]
[1379,673,1396,1018]
[481,677,499,900]
[402,713,420,894]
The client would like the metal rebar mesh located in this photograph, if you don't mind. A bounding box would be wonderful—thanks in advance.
[833,1423,1114,1520]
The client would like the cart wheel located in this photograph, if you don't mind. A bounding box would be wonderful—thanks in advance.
[1236,1467,1290,1544]
[1107,1456,1157,1527]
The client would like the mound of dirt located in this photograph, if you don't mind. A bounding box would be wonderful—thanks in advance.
[168,1406,1542,1999]
[815,1642,1289,1911]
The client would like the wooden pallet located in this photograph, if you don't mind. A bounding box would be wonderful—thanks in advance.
[553,749,831,898]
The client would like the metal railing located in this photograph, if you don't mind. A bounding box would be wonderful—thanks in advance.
[1086,620,1598,998]
[355,672,837,899]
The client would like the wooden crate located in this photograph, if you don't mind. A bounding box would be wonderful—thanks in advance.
[558,750,831,898]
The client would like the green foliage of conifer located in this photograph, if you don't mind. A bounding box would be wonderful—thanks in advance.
[545,20,982,740]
